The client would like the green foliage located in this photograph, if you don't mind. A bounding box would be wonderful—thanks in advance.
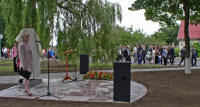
[1,0,23,47]
[151,24,179,45]
[56,0,122,63]
[174,47,180,57]
[1,0,182,63]
[23,0,37,29]
[113,26,166,47]
[129,0,200,27]
[36,0,57,48]
[0,11,6,47]
[1,0,56,48]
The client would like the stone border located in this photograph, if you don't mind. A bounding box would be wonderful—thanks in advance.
[0,80,147,103]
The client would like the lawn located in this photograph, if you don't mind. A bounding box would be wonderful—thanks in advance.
[0,59,180,76]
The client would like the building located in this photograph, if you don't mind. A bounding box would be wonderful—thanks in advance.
[177,21,200,49]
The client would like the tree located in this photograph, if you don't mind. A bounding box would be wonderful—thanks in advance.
[159,24,179,45]
[56,0,122,63]
[1,0,23,47]
[129,0,200,74]
[0,8,6,47]
[1,0,122,63]
[151,24,179,45]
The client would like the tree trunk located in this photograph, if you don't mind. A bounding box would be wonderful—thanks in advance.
[183,0,191,74]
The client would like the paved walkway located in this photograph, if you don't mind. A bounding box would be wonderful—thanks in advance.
[0,80,147,103]
[0,73,147,103]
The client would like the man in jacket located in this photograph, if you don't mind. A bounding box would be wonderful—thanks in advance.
[168,46,175,65]
[191,46,198,66]
[179,46,186,66]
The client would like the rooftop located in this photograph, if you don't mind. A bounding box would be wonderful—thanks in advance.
[177,21,200,40]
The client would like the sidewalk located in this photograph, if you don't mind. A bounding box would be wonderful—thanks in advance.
[132,66,200,72]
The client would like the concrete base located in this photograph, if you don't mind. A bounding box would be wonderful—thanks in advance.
[29,79,42,88]
[20,79,42,88]
[0,79,147,103]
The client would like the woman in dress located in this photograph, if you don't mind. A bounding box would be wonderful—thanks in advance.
[18,33,33,96]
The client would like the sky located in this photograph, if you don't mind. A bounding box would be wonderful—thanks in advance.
[108,0,161,35]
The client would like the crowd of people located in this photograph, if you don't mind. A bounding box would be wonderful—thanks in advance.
[0,43,198,67]
[116,44,198,66]
[41,48,58,59]
[0,47,57,60]
[1,47,13,59]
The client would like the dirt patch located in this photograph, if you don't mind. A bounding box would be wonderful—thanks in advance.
[40,60,66,68]
[0,70,200,107]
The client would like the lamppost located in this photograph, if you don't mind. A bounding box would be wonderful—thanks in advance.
[0,34,3,59]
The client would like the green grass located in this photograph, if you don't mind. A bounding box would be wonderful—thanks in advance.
[0,66,16,76]
[0,59,13,65]
[0,61,179,76]
[90,63,178,70]
[90,63,113,70]
[0,66,13,71]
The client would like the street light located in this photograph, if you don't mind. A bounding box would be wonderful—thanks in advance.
[0,34,3,59]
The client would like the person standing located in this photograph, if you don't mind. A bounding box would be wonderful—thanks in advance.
[159,47,163,65]
[137,44,142,64]
[154,48,159,64]
[179,46,186,66]
[116,46,123,61]
[168,46,175,65]
[146,49,152,64]
[12,41,19,72]
[18,34,33,96]
[152,47,156,64]
[124,46,131,62]
[142,45,146,64]
[3,47,7,59]
[133,46,138,64]
[42,49,46,58]
[191,46,198,66]
[162,46,168,65]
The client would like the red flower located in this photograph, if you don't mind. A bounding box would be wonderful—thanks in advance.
[91,74,95,79]
[109,77,112,79]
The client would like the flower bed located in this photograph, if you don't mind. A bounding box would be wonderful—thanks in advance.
[83,71,113,80]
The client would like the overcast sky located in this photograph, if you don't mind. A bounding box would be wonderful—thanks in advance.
[108,0,161,35]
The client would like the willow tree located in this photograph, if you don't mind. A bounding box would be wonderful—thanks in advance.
[1,0,23,47]
[23,0,37,29]
[1,0,56,48]
[1,0,122,63]
[0,4,6,47]
[37,0,57,48]
[129,0,200,74]
[56,0,122,62]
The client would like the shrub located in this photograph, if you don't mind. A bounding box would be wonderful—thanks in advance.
[174,47,180,57]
